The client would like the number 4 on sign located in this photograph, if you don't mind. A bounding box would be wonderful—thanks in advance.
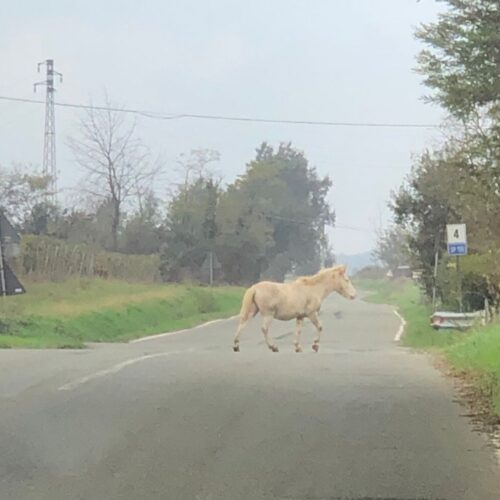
[447,224,467,244]
[446,224,468,256]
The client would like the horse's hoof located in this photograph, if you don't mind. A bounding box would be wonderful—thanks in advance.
[312,344,319,353]
[295,346,303,353]
[233,345,240,352]
[271,346,279,353]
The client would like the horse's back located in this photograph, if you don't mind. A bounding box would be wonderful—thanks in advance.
[253,281,287,303]
[253,280,314,319]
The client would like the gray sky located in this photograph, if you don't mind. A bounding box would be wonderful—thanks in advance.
[0,0,445,254]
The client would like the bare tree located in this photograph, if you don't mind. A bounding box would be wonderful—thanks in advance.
[174,149,220,189]
[68,99,160,251]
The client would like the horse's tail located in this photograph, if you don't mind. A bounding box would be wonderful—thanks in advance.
[239,285,259,322]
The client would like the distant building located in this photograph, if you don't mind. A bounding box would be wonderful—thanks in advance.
[393,265,412,278]
[412,270,423,281]
[386,265,412,279]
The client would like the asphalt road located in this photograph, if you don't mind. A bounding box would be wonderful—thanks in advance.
[0,295,499,500]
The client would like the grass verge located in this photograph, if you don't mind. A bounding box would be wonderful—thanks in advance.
[446,324,500,416]
[356,278,500,418]
[0,279,243,348]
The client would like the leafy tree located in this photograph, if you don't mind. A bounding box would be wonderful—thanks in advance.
[391,149,460,295]
[160,177,221,281]
[50,209,94,244]
[121,191,163,255]
[217,142,335,283]
[0,165,52,227]
[23,202,60,235]
[391,139,500,303]
[49,200,119,250]
[416,0,500,120]
[408,0,500,306]
[215,181,274,283]
[174,149,220,191]
[374,226,411,271]
[160,142,335,284]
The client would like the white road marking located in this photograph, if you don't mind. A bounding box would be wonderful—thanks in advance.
[60,315,241,391]
[393,310,406,342]
[493,430,500,467]
[58,349,193,391]
[130,315,239,344]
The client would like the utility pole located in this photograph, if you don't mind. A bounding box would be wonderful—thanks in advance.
[34,59,63,204]
[209,251,214,286]
[319,221,326,269]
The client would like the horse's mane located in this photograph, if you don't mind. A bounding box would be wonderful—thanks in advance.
[294,265,344,286]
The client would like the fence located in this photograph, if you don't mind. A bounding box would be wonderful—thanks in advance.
[12,235,161,282]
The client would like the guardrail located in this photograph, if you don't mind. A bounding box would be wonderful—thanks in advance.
[430,310,486,330]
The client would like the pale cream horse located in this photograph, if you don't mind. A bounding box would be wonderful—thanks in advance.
[233,265,356,353]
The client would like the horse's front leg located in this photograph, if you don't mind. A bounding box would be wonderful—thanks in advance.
[308,311,323,352]
[293,318,304,353]
[261,316,279,352]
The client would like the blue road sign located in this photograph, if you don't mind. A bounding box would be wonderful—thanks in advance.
[448,243,467,255]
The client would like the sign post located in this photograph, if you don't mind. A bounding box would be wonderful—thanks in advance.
[201,251,221,286]
[447,224,467,312]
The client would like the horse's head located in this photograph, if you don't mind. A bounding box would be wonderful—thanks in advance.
[332,265,357,300]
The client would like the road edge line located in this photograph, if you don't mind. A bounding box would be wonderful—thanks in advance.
[129,315,239,344]
[393,310,406,342]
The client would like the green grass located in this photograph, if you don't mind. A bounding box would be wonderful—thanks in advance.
[356,278,500,416]
[446,324,500,414]
[0,279,243,348]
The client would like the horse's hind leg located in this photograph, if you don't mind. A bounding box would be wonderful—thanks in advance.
[308,311,323,353]
[293,318,304,353]
[233,318,249,352]
[261,316,278,352]
[233,300,259,352]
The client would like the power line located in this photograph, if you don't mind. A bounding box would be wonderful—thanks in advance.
[333,224,373,233]
[261,213,372,233]
[0,94,438,129]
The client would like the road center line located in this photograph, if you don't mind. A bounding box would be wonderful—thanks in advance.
[58,349,193,392]
[130,315,239,344]
[393,310,406,342]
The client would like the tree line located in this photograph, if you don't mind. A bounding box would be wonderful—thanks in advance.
[1,108,335,284]
[375,0,500,311]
